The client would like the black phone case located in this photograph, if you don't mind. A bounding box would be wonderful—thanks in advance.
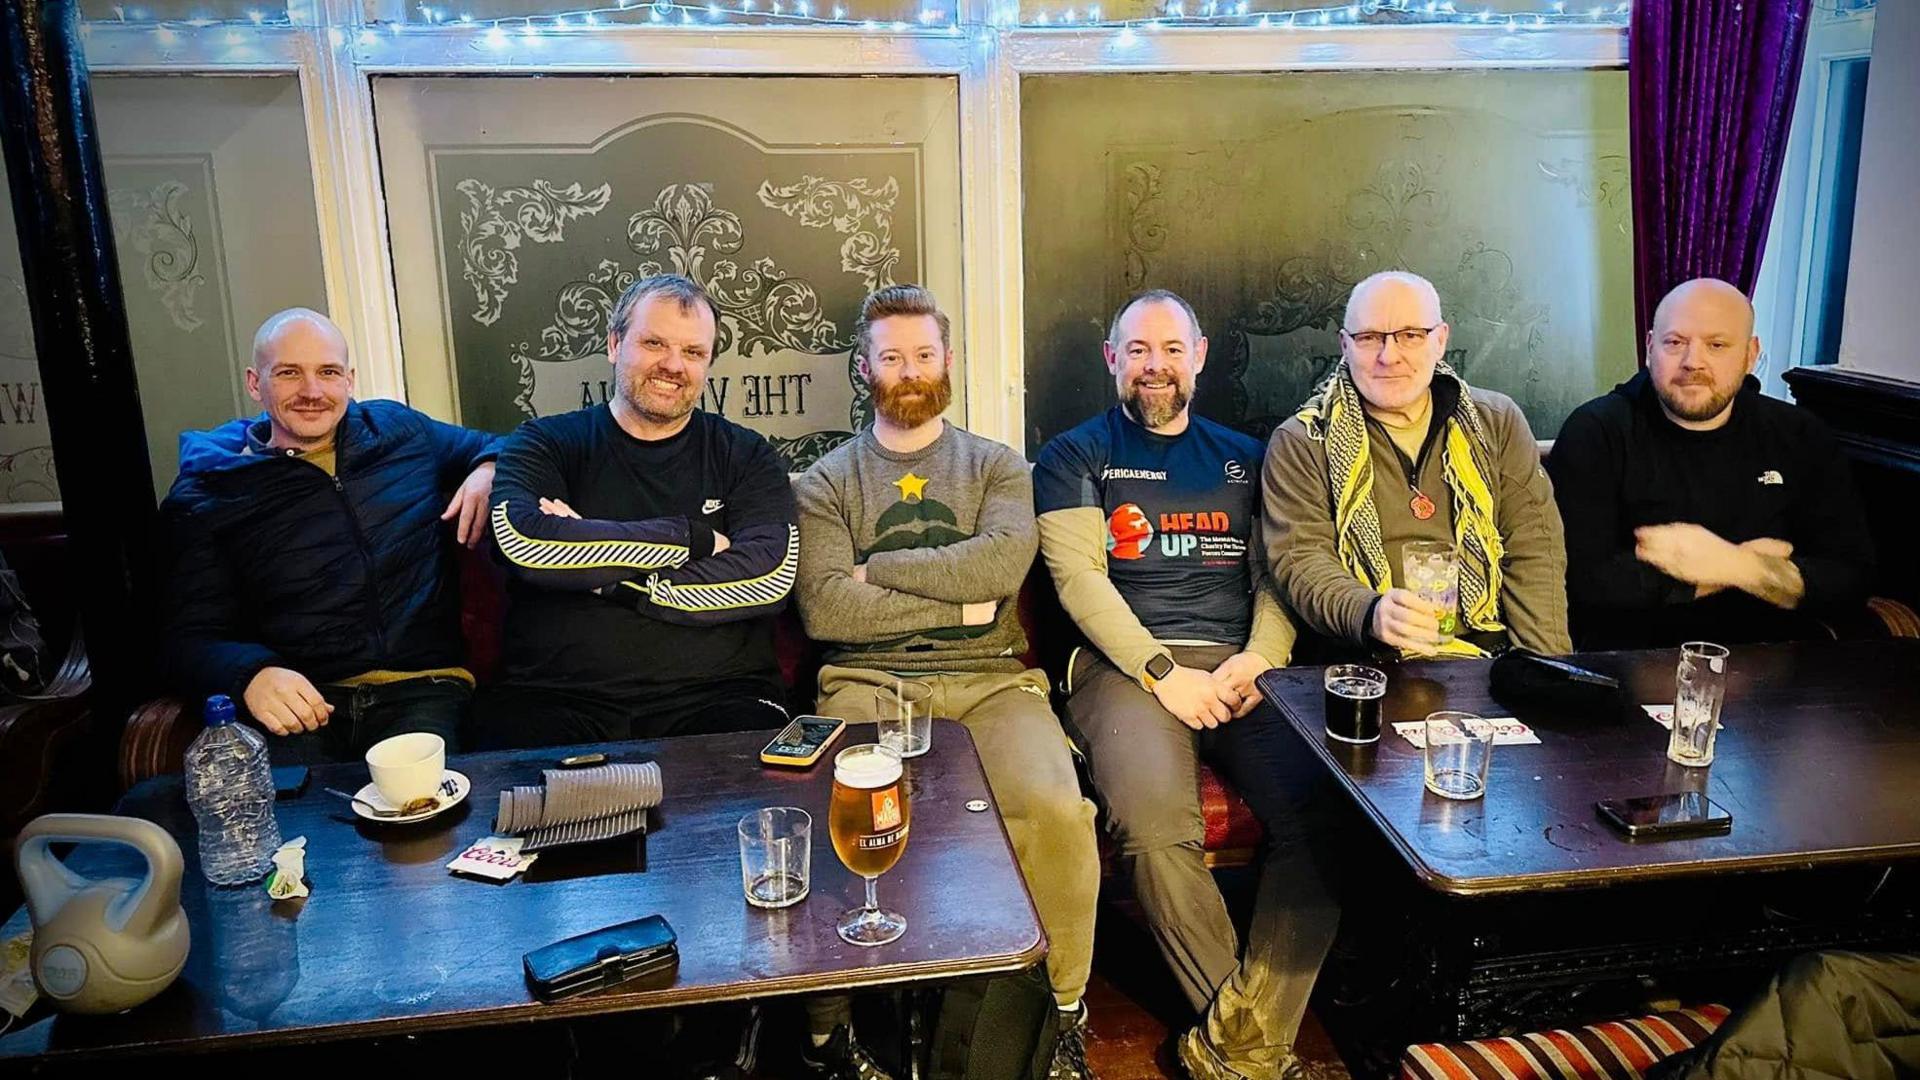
[1594,798,1733,841]
[272,765,310,799]
[524,915,678,1001]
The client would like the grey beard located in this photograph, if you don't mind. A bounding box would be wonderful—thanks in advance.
[1125,384,1190,429]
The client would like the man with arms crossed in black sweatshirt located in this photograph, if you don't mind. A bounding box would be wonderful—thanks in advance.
[474,274,799,746]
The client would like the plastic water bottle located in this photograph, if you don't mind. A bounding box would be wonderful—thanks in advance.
[185,694,283,886]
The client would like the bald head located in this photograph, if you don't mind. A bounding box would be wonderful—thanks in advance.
[1646,278,1759,429]
[1340,270,1450,416]
[1651,277,1754,341]
[246,308,354,450]
[1344,271,1443,332]
[252,307,348,373]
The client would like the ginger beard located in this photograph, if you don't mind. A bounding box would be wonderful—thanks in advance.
[871,368,953,428]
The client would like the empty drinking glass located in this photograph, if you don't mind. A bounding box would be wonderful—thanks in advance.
[1402,541,1460,647]
[739,807,811,909]
[1424,711,1494,800]
[876,680,932,759]
[1669,642,1729,767]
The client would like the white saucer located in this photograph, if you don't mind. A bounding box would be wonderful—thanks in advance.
[352,770,470,823]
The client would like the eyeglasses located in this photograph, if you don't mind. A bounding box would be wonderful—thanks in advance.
[1343,326,1441,355]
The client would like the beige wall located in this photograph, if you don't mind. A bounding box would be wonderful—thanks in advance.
[1837,0,1919,379]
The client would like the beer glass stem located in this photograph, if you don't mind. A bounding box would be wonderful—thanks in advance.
[864,874,880,915]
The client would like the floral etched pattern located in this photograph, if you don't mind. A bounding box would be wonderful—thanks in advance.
[758,175,902,292]
[107,182,205,332]
[457,178,613,326]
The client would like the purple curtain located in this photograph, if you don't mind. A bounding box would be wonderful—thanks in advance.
[1629,0,1814,362]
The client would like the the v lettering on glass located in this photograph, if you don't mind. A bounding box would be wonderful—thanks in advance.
[0,272,56,502]
[441,122,919,469]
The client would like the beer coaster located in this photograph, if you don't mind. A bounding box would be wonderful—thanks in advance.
[1393,717,1540,749]
[1642,703,1675,729]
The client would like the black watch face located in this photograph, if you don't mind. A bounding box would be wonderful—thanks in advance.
[1147,655,1175,680]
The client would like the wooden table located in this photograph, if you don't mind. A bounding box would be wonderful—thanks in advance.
[1257,639,1920,896]
[1256,640,1920,1073]
[0,720,1044,1063]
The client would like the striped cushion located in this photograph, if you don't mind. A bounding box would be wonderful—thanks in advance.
[1400,1004,1731,1080]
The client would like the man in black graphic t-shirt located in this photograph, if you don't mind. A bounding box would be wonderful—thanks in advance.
[1033,290,1332,1080]
[472,275,799,748]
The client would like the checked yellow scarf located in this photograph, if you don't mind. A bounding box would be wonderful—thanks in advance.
[1295,360,1506,657]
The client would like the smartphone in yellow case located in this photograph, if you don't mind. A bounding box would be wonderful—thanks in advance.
[760,715,847,767]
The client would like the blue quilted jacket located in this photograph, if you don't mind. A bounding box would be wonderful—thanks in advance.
[159,399,501,704]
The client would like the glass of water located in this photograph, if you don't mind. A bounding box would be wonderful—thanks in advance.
[1668,642,1730,767]
[1424,711,1494,800]
[876,680,932,759]
[1401,541,1460,647]
[739,807,811,909]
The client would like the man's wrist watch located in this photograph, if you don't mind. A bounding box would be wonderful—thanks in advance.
[1140,652,1176,692]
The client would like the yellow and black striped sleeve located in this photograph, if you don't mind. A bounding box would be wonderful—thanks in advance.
[488,420,714,592]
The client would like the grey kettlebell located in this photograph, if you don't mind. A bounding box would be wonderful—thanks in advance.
[15,813,191,1014]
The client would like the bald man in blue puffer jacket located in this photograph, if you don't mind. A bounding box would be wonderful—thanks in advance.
[159,308,501,763]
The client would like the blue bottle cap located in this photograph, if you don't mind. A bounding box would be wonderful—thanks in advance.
[204,694,237,726]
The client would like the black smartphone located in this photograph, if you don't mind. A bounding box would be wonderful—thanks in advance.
[760,715,846,768]
[524,914,678,1001]
[1595,791,1732,840]
[272,765,310,799]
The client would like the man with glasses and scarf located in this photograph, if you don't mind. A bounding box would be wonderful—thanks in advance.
[1263,270,1571,660]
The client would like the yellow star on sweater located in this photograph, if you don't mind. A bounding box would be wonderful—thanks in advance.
[892,472,929,502]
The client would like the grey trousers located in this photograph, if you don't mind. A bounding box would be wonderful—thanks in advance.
[1065,644,1340,1078]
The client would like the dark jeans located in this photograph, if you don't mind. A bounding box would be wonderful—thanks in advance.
[469,678,790,750]
[268,676,470,766]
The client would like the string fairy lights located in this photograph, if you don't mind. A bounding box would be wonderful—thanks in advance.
[99,0,1631,40]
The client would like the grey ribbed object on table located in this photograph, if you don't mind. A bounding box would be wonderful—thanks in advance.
[495,762,663,852]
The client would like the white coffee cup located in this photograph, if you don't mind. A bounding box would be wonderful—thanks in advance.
[365,732,446,807]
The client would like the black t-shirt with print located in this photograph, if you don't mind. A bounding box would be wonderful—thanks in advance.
[1034,406,1264,644]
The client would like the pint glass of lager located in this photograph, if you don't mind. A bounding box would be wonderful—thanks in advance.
[828,743,910,946]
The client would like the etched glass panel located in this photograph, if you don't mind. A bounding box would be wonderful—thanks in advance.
[376,75,962,470]
[1021,69,1635,452]
[0,196,59,505]
[94,74,330,496]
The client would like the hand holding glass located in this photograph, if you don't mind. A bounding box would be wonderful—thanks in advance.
[1401,541,1460,647]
